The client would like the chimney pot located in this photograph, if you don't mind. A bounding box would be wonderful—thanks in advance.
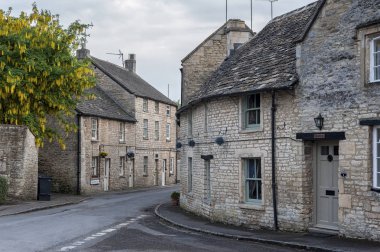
[125,54,136,73]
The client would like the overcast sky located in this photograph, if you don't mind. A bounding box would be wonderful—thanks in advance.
[1,0,316,101]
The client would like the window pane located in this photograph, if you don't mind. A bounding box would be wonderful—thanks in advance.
[377,144,380,158]
[377,172,380,188]
[321,146,329,155]
[247,110,259,125]
[247,95,255,109]
[334,146,339,156]
[256,94,260,108]
[375,40,380,53]
[375,66,380,80]
[375,52,380,66]
[257,180,262,200]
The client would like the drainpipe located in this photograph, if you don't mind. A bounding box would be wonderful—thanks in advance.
[271,91,278,230]
[76,114,81,195]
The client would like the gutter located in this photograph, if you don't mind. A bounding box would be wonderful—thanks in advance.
[76,114,82,195]
[271,91,278,230]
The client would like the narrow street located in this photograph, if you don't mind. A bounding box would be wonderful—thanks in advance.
[0,186,302,252]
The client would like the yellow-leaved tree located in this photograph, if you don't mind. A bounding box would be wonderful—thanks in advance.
[0,4,95,148]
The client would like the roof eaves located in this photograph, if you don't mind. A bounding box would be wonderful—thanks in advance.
[75,109,136,123]
[356,18,380,30]
[177,80,297,115]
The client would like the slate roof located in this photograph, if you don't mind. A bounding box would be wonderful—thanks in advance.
[91,57,176,106]
[183,0,322,109]
[76,85,136,122]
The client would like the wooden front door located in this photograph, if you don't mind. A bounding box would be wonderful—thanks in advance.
[316,142,339,230]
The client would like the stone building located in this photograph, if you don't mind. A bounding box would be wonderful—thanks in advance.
[39,52,177,194]
[177,0,380,241]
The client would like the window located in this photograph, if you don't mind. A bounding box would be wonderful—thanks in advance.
[143,156,148,175]
[244,158,262,203]
[188,157,193,192]
[119,122,125,142]
[204,160,211,200]
[143,98,148,112]
[170,157,174,175]
[166,105,170,117]
[371,37,380,82]
[204,104,208,133]
[119,156,125,176]
[91,157,99,177]
[143,119,148,139]
[166,123,171,141]
[91,118,98,140]
[155,101,159,114]
[155,121,160,141]
[243,94,260,129]
[373,127,380,189]
[188,109,193,137]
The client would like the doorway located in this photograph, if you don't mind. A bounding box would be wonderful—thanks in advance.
[162,159,166,186]
[155,159,159,186]
[128,160,134,188]
[104,158,110,191]
[315,141,339,230]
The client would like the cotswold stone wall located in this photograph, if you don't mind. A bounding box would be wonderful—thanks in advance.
[80,116,135,194]
[296,0,380,240]
[0,125,37,200]
[39,118,78,193]
[179,92,311,231]
[134,97,177,187]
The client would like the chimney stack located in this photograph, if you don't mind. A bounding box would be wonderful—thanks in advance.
[226,19,253,56]
[125,54,136,73]
[76,48,90,60]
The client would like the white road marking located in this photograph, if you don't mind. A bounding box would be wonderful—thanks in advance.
[59,214,148,251]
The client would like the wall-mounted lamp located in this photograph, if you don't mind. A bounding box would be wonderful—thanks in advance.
[215,137,225,146]
[176,142,182,149]
[126,151,135,159]
[314,113,324,130]
[188,140,195,147]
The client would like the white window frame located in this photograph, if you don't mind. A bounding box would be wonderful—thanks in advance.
[170,157,174,174]
[143,98,148,112]
[166,123,171,141]
[143,119,148,139]
[188,157,193,193]
[91,118,98,140]
[243,158,262,204]
[92,157,99,177]
[243,94,261,129]
[370,37,380,83]
[143,156,148,175]
[373,126,380,189]
[155,121,160,141]
[155,101,159,114]
[119,122,125,142]
[166,105,170,117]
[119,156,125,176]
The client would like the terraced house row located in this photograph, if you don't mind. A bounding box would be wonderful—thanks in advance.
[177,0,380,241]
[39,51,178,194]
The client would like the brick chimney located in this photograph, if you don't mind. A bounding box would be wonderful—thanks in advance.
[125,54,136,73]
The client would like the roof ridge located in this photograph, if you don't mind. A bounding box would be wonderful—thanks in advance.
[270,0,320,23]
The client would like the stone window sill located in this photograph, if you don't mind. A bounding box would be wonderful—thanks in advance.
[143,174,148,177]
[239,128,263,134]
[91,139,99,143]
[119,176,126,178]
[119,141,126,144]
[238,203,264,211]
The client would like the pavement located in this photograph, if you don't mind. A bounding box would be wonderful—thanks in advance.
[155,202,380,252]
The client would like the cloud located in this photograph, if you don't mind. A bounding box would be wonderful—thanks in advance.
[0,0,316,101]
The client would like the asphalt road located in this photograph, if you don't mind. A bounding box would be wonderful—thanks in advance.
[0,186,304,252]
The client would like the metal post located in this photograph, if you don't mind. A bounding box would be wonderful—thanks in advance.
[251,0,253,29]
[226,0,228,23]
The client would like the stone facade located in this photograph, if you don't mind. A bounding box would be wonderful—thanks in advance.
[39,53,178,194]
[178,0,380,242]
[181,19,253,106]
[0,125,38,200]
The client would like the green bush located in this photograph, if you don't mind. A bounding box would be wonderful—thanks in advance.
[171,191,180,200]
[0,176,8,204]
